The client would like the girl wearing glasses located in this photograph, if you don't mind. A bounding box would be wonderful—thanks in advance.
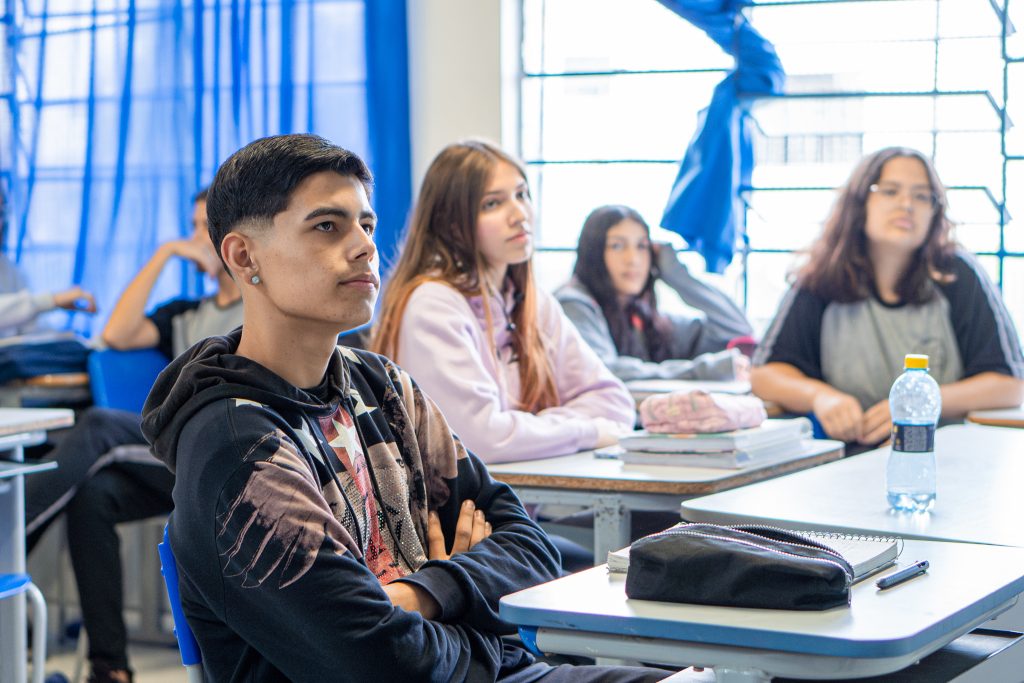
[752,146,1024,446]
[556,204,753,382]
[372,140,634,465]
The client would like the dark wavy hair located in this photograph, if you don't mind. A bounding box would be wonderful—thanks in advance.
[573,205,674,361]
[798,147,957,303]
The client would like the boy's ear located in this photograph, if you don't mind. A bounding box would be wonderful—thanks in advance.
[221,231,258,282]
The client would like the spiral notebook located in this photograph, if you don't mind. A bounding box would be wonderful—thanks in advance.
[607,527,900,582]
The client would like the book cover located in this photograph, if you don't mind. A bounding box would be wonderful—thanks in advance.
[616,439,804,469]
[619,418,811,454]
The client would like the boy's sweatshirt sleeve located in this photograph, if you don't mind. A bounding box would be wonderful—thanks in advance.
[0,290,55,329]
[180,406,506,682]
[396,282,632,463]
[387,369,563,633]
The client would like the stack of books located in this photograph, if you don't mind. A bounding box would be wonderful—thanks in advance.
[608,418,813,469]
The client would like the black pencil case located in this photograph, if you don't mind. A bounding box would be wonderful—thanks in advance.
[624,523,853,610]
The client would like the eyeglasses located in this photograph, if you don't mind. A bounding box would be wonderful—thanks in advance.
[868,183,939,211]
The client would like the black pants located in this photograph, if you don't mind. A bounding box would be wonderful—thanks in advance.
[25,407,174,671]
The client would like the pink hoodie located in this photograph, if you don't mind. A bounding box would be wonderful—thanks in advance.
[394,280,635,463]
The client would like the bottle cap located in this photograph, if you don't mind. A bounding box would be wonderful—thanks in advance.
[904,354,929,369]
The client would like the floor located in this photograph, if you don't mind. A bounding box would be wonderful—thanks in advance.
[43,643,186,683]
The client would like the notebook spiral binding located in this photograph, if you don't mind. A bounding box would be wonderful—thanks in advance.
[802,530,905,560]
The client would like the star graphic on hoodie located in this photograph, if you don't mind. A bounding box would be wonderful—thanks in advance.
[338,346,363,364]
[347,388,376,417]
[328,418,360,453]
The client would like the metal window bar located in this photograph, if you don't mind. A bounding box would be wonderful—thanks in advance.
[519,0,1019,315]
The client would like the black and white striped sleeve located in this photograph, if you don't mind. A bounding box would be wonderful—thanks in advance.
[940,252,1024,379]
[752,284,828,381]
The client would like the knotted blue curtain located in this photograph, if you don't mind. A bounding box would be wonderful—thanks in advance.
[0,0,410,336]
[657,0,784,273]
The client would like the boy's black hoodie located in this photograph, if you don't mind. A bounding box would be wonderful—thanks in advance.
[142,329,563,682]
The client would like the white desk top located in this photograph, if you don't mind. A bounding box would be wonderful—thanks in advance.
[626,378,751,401]
[0,407,73,437]
[487,438,843,494]
[500,538,1024,659]
[680,424,1024,547]
[968,404,1024,427]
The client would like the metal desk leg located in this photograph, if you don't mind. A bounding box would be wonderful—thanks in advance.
[0,443,28,683]
[592,494,631,566]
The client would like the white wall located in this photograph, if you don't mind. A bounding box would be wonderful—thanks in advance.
[406,0,518,190]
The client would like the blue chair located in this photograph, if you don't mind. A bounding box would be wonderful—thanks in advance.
[63,348,172,674]
[0,572,47,683]
[87,348,169,413]
[157,525,204,682]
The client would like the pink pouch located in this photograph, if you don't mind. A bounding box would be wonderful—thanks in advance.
[640,390,767,433]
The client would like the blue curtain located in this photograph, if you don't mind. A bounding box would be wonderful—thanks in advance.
[657,0,785,273]
[0,0,410,336]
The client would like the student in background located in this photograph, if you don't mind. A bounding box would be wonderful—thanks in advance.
[372,140,635,465]
[0,187,97,334]
[556,204,752,382]
[142,133,668,682]
[24,189,242,683]
[752,147,1024,447]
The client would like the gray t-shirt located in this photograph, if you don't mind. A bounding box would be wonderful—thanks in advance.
[148,296,243,359]
[755,251,1024,409]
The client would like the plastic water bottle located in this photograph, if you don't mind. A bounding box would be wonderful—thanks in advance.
[886,354,941,512]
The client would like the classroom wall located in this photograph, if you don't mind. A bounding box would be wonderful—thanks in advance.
[407,0,518,191]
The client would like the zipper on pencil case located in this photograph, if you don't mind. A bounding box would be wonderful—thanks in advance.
[644,524,854,582]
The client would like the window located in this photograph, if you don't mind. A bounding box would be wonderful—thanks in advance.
[520,0,1023,337]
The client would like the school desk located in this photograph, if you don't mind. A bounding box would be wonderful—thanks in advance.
[0,408,75,683]
[487,437,843,565]
[680,423,1024,630]
[500,539,1024,682]
[625,378,751,403]
[967,404,1024,428]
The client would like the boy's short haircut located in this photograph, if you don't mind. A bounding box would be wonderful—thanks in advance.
[193,187,209,204]
[206,134,374,260]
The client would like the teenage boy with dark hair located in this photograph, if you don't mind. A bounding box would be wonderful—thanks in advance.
[141,134,669,682]
[25,189,242,683]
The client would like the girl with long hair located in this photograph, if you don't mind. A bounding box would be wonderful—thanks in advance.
[752,147,1024,445]
[556,204,752,382]
[373,140,634,463]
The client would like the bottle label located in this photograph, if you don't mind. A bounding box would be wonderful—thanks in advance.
[892,423,935,452]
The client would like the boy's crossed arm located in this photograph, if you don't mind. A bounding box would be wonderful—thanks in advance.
[384,499,491,618]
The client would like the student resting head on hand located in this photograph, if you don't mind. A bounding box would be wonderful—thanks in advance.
[372,140,635,464]
[555,204,753,383]
[751,147,1024,447]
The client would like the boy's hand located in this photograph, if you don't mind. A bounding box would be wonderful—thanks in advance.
[54,286,97,313]
[382,582,440,620]
[168,238,221,275]
[426,501,491,561]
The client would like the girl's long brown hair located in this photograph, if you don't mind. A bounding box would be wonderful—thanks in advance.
[371,140,559,413]
[798,147,956,304]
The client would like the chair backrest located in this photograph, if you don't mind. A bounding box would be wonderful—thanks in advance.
[88,348,169,413]
[158,524,205,682]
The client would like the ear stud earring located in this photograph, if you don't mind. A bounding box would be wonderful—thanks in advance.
[250,274,261,285]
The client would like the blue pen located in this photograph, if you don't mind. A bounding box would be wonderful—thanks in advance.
[876,560,929,590]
